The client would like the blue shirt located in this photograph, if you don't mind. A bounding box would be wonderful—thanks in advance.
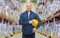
[19,11,42,35]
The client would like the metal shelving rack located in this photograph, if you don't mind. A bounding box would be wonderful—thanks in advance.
[0,0,21,38]
[37,0,60,38]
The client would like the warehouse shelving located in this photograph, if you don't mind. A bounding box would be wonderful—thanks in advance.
[44,10,60,22]
[37,0,60,38]
[0,12,20,38]
[37,0,60,20]
[0,0,21,38]
[9,0,19,11]
[0,13,17,24]
[38,10,60,38]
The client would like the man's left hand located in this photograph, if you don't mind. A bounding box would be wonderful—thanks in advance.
[32,27,37,33]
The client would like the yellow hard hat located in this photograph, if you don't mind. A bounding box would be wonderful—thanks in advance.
[32,19,39,27]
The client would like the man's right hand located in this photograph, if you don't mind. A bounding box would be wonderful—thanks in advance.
[29,20,32,24]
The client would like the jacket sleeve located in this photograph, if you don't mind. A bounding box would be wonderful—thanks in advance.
[19,14,29,25]
[35,14,42,29]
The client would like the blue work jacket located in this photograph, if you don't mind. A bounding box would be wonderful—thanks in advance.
[19,11,42,35]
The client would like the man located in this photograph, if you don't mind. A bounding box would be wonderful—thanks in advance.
[19,3,42,38]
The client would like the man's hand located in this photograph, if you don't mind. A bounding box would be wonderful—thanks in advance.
[29,20,32,24]
[32,28,37,33]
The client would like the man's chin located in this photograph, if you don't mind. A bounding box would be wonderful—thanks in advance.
[27,10,31,12]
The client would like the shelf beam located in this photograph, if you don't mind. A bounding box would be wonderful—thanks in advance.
[43,11,60,23]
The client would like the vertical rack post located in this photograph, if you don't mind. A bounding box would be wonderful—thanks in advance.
[8,21,10,25]
[53,17,56,34]
[53,18,55,25]
[53,17,57,38]
[48,20,49,26]
[1,18,4,37]
[2,18,4,25]
[12,22,14,36]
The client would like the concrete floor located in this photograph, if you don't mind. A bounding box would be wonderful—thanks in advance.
[11,33,48,38]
